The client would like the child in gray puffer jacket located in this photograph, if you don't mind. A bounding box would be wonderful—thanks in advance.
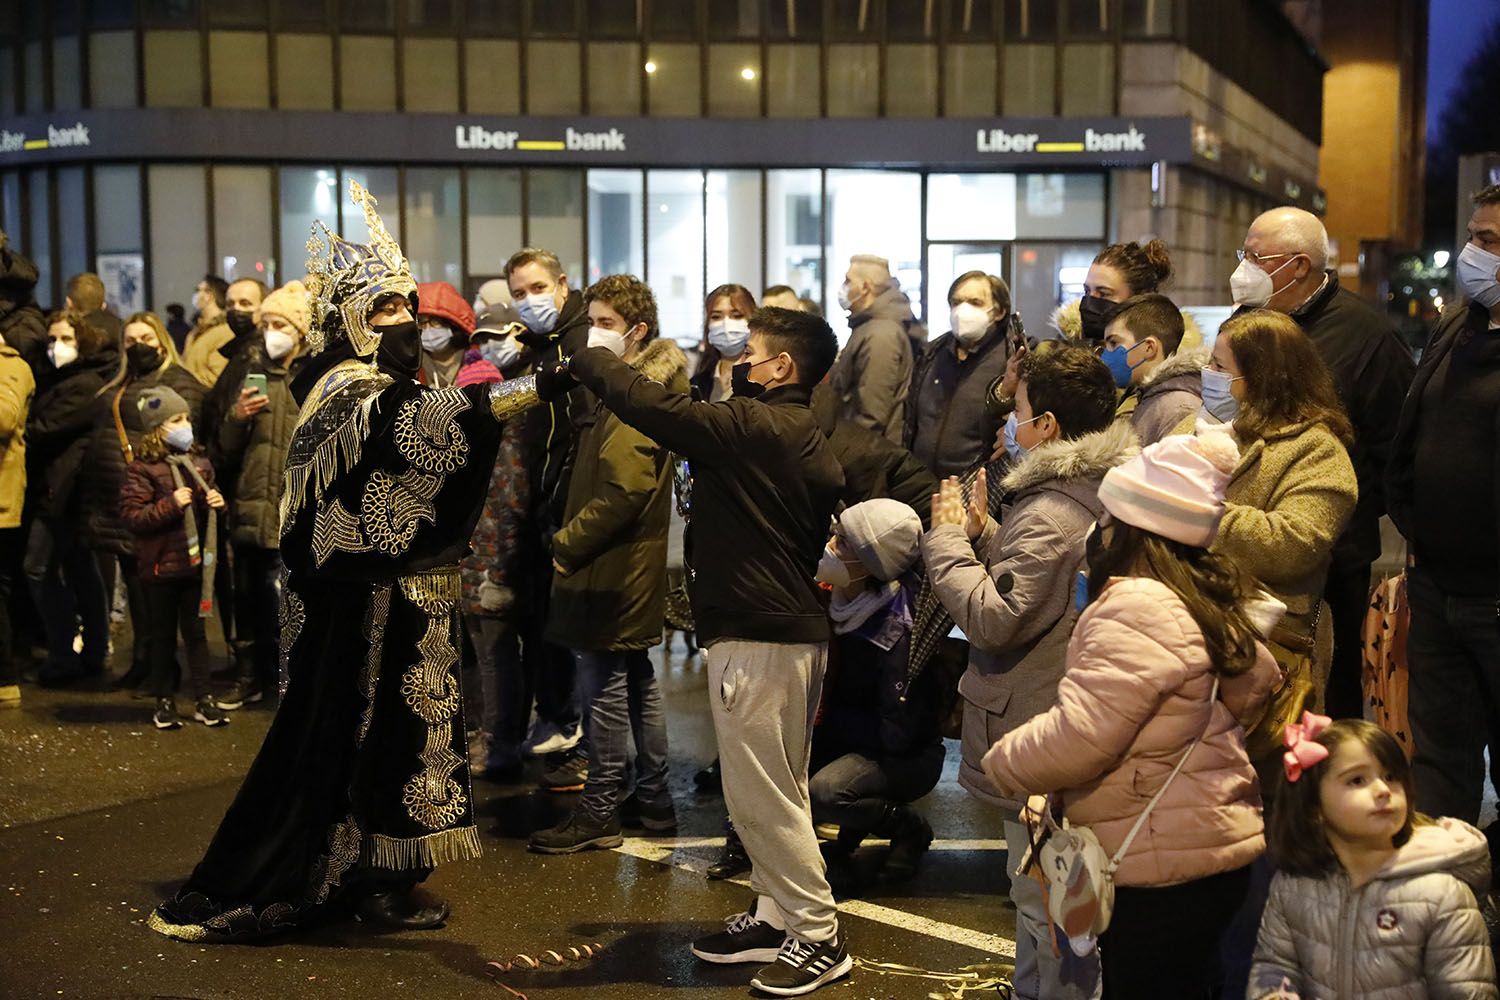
[1250,717,1496,1000]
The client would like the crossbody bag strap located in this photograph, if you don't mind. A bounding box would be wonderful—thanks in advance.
[1106,675,1220,874]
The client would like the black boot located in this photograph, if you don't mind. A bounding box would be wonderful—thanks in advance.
[707,826,750,880]
[693,756,722,792]
[355,888,450,930]
[877,804,933,881]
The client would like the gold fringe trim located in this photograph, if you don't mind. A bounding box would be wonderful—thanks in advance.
[365,825,482,870]
[397,567,462,606]
[280,362,390,531]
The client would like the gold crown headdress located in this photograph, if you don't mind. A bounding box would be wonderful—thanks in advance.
[303,180,416,357]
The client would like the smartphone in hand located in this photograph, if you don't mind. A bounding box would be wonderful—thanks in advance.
[243,373,268,397]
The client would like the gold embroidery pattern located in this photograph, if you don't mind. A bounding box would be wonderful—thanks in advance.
[281,360,390,531]
[397,570,468,831]
[312,498,371,567]
[358,583,392,744]
[307,814,363,905]
[278,587,305,668]
[394,389,471,474]
[361,468,441,556]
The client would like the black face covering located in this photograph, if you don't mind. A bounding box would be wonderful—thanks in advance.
[730,360,767,399]
[225,309,257,339]
[1077,295,1119,343]
[126,341,163,377]
[374,320,422,380]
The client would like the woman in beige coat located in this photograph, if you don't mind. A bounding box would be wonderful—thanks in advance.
[1177,309,1358,707]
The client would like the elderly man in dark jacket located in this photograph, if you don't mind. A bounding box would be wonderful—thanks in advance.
[1235,206,1415,719]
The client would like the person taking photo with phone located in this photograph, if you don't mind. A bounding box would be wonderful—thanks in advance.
[212,280,312,710]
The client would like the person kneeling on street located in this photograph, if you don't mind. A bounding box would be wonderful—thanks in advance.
[810,498,945,892]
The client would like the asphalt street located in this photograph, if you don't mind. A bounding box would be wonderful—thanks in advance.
[1,635,1018,1000]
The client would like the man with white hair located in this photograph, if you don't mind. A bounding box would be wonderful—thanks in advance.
[829,254,915,442]
[1232,206,1414,719]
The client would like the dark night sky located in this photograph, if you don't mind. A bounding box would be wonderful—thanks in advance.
[1427,0,1498,139]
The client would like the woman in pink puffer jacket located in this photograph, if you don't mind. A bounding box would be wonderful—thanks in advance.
[983,431,1281,999]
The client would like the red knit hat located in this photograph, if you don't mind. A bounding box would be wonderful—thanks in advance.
[416,281,476,336]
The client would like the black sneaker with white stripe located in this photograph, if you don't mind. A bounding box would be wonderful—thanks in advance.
[750,929,852,996]
[690,901,785,964]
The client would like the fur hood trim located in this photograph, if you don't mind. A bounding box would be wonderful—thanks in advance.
[1141,346,1209,390]
[630,337,689,385]
[1001,419,1139,495]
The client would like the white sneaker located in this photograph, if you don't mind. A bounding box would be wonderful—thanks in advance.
[526,724,581,756]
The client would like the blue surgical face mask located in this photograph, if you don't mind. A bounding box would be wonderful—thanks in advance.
[479,337,522,370]
[517,291,560,335]
[1005,411,1043,461]
[164,424,194,452]
[1100,341,1148,389]
[1200,367,1242,423]
[707,318,751,359]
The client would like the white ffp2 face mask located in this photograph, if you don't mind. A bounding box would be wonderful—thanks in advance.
[48,341,79,368]
[587,325,629,357]
[1229,256,1299,309]
[264,329,296,360]
[950,302,992,346]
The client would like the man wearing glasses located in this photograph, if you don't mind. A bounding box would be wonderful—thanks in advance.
[1230,207,1414,721]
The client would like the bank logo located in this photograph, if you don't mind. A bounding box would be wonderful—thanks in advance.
[0,122,91,153]
[976,125,1148,155]
[456,125,627,153]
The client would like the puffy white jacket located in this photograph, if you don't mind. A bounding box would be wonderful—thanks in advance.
[1249,817,1497,1000]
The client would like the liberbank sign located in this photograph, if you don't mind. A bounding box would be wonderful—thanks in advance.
[0,110,1192,169]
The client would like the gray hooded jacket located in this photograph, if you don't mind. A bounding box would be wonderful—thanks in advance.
[920,420,1138,810]
[1250,817,1497,1000]
[830,282,916,443]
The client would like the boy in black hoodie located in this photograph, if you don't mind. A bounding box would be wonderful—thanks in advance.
[554,307,850,996]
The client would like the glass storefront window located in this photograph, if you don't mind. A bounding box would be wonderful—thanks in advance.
[88,30,138,109]
[706,170,763,299]
[527,169,584,283]
[277,34,334,110]
[708,0,761,39]
[340,36,397,112]
[766,45,819,117]
[529,0,579,36]
[404,168,463,287]
[646,170,705,346]
[57,168,88,292]
[209,31,270,108]
[467,167,523,280]
[148,165,206,312]
[650,0,698,39]
[944,44,996,116]
[213,165,275,285]
[826,44,878,117]
[23,41,45,113]
[404,37,460,112]
[766,169,821,308]
[279,167,338,285]
[824,169,922,339]
[26,173,52,308]
[52,38,83,111]
[587,42,642,116]
[647,43,700,117]
[927,174,1018,241]
[1062,0,1111,37]
[93,165,145,313]
[707,43,760,118]
[1006,0,1058,39]
[340,167,402,244]
[527,40,582,115]
[587,169,644,284]
[829,0,880,36]
[144,30,203,107]
[887,45,938,117]
[466,40,521,114]
[2,173,22,242]
[768,0,820,39]
[1061,43,1114,115]
[0,49,14,116]
[1123,0,1174,36]
[586,0,639,37]
[1003,44,1055,116]
[1012,242,1100,340]
[888,0,936,38]
[1016,174,1106,239]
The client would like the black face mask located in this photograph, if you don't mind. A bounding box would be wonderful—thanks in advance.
[126,342,163,377]
[374,320,422,380]
[730,359,770,399]
[225,309,257,338]
[1077,296,1119,343]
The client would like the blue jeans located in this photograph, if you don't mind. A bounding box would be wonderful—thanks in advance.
[1408,568,1500,823]
[467,615,525,768]
[574,649,671,823]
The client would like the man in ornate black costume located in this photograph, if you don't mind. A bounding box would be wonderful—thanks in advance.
[148,181,543,941]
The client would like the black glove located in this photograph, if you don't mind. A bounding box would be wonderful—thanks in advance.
[533,356,578,402]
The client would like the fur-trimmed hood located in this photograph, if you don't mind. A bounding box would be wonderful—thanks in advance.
[1000,419,1139,496]
[1139,346,1208,396]
[1050,299,1204,352]
[628,337,690,389]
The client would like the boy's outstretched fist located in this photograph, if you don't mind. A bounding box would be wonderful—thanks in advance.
[534,356,578,402]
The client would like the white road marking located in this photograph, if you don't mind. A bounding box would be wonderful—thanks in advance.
[613,837,1016,959]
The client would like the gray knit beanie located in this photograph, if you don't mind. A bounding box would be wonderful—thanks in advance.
[136,385,190,432]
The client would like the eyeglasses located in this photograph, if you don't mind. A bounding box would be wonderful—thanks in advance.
[1235,249,1297,266]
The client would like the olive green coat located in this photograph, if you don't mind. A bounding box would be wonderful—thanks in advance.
[545,338,688,652]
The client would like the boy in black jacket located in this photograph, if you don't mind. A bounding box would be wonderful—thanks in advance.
[553,307,851,997]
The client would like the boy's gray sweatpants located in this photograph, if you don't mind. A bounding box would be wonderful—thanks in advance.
[706,639,839,943]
